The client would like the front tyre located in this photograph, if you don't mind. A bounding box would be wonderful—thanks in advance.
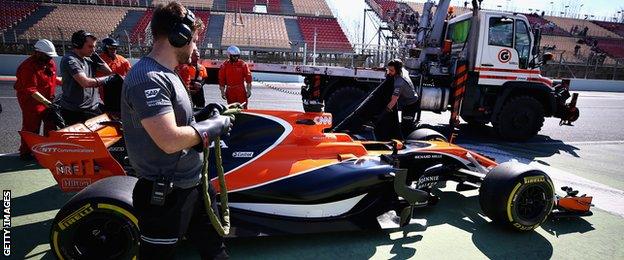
[51,203,139,259]
[479,162,554,231]
[50,176,139,259]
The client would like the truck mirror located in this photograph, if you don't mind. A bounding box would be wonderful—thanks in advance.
[532,28,542,56]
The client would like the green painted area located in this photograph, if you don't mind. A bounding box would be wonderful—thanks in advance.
[1,156,623,259]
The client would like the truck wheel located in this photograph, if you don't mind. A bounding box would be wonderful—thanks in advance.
[479,162,554,231]
[50,176,139,259]
[325,86,367,126]
[494,96,544,141]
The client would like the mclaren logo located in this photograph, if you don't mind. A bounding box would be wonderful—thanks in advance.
[232,152,254,158]
[31,142,94,156]
[144,88,160,99]
[313,116,332,125]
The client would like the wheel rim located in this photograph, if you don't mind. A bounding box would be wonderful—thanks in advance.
[68,213,136,259]
[516,185,548,222]
[512,111,532,128]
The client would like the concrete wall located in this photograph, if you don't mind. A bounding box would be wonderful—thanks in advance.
[0,54,303,83]
[569,78,624,92]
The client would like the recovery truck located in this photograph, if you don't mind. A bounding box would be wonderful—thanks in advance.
[201,0,579,141]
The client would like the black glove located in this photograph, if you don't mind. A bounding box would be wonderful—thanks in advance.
[190,115,232,151]
[194,103,227,122]
[100,73,123,88]
[45,103,66,130]
[90,53,106,67]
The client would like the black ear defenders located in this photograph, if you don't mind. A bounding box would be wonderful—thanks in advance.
[71,30,94,49]
[168,9,196,48]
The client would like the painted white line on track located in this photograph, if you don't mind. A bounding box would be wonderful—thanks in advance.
[0,97,17,99]
[463,144,624,218]
[0,152,18,157]
[460,140,624,147]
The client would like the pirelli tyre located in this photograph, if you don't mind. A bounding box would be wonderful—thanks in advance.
[479,162,555,231]
[50,176,139,259]
[406,127,448,142]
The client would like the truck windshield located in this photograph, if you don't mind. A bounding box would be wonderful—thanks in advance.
[447,19,471,44]
[488,17,514,47]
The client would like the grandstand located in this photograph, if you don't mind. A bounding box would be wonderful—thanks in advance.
[0,0,621,74]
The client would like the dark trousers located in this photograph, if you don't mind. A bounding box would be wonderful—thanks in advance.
[60,106,102,126]
[400,102,419,137]
[132,178,227,260]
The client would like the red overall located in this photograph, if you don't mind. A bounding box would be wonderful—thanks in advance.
[218,60,252,108]
[14,56,60,155]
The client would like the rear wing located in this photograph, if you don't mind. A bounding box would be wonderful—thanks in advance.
[20,114,125,192]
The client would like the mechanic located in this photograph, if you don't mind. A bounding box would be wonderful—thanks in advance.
[176,46,207,108]
[385,59,419,136]
[58,30,115,125]
[121,2,230,259]
[14,39,62,160]
[218,45,252,108]
[96,37,131,105]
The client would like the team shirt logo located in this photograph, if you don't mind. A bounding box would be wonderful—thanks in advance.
[144,88,160,99]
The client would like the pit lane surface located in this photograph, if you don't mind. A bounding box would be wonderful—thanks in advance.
[1,81,623,259]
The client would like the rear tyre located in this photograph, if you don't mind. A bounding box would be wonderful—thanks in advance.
[494,96,544,141]
[325,86,367,126]
[479,162,554,231]
[50,176,139,259]
[406,128,448,142]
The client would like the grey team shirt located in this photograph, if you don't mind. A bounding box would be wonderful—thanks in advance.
[121,57,201,189]
[393,68,419,109]
[58,51,101,111]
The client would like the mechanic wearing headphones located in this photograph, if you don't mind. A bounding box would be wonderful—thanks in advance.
[385,59,419,136]
[58,30,115,125]
[121,2,230,259]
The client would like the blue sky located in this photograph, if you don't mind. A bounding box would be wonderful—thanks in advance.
[325,0,624,45]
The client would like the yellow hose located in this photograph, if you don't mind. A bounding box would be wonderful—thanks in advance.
[200,104,242,237]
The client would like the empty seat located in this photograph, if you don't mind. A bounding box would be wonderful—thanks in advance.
[545,16,622,39]
[524,14,569,36]
[1,1,40,31]
[595,38,624,59]
[592,21,624,38]
[224,0,281,13]
[152,0,215,9]
[541,35,589,63]
[297,16,352,53]
[129,9,153,44]
[20,4,129,42]
[291,0,332,17]
[221,13,290,49]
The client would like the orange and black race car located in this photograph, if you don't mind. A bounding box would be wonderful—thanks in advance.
[20,81,592,259]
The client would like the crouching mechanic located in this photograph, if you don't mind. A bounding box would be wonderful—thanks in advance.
[385,59,419,136]
[121,2,230,259]
[58,30,117,125]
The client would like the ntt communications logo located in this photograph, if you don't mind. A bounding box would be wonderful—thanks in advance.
[313,116,332,125]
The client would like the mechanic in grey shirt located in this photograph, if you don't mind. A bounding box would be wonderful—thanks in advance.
[385,59,420,136]
[120,3,231,259]
[58,30,114,125]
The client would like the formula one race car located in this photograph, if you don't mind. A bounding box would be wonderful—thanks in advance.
[20,81,592,259]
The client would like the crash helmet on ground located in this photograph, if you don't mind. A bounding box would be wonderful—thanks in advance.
[227,45,241,56]
[34,39,58,57]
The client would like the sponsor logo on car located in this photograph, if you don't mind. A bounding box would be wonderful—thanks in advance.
[61,178,92,190]
[31,142,94,156]
[55,161,80,175]
[58,204,94,230]
[414,154,443,159]
[144,88,160,99]
[232,152,254,158]
[313,116,332,125]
